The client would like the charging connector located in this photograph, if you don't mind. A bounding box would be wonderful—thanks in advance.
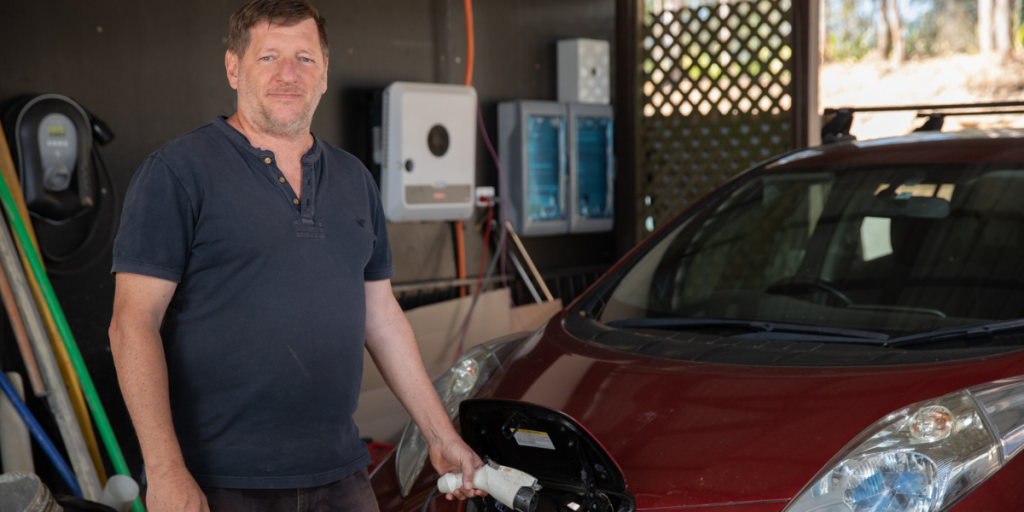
[438,460,541,512]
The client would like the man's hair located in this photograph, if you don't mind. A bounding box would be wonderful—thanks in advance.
[228,0,329,60]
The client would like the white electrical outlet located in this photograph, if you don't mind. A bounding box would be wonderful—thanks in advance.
[557,39,611,105]
[475,186,495,207]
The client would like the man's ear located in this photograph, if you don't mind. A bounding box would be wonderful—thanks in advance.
[321,58,329,94]
[225,50,240,90]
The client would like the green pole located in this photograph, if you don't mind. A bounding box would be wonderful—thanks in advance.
[0,177,145,512]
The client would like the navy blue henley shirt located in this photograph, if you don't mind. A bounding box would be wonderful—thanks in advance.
[112,117,394,489]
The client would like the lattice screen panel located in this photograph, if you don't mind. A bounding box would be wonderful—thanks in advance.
[639,0,795,238]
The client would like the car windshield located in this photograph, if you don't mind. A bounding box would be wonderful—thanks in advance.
[602,162,1024,339]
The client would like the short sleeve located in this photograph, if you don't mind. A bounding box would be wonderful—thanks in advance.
[363,177,395,281]
[111,155,196,283]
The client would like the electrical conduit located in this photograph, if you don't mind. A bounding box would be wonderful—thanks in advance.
[454,0,475,297]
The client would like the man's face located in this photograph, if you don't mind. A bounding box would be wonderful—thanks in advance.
[227,18,328,138]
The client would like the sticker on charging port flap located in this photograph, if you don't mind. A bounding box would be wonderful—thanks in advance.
[511,429,556,450]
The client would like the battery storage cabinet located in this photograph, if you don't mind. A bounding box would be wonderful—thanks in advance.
[498,101,569,236]
[568,104,614,233]
[379,82,477,222]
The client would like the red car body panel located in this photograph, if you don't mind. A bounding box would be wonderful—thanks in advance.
[467,314,1024,510]
[373,132,1024,511]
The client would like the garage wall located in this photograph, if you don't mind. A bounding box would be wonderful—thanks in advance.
[0,0,615,480]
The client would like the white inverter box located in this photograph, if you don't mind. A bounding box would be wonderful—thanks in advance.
[380,82,477,222]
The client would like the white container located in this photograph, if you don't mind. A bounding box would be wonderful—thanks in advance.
[99,474,140,512]
[557,39,611,105]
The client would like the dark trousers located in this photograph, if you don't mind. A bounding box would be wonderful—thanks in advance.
[201,469,380,512]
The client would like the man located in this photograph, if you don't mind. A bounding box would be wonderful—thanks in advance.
[107,1,482,510]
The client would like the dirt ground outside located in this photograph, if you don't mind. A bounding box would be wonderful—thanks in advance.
[820,53,1024,140]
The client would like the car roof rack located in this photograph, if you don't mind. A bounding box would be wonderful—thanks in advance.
[821,101,1024,144]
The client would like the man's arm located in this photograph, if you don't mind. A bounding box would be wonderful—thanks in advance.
[109,272,208,512]
[364,279,484,500]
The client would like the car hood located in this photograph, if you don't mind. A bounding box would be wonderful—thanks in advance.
[479,315,1024,510]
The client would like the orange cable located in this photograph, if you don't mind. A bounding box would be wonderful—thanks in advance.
[0,240,45,396]
[463,0,475,87]
[454,0,475,297]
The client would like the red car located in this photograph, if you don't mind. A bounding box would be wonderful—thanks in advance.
[372,130,1024,512]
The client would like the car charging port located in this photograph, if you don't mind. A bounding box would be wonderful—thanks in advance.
[458,400,636,512]
[468,477,625,512]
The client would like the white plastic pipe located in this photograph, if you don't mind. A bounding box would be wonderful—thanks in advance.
[438,462,539,512]
[0,372,33,473]
[99,474,140,512]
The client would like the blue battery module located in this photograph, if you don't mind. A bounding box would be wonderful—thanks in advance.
[576,116,613,218]
[526,114,565,221]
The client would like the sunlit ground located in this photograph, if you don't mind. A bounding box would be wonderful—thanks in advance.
[820,53,1024,140]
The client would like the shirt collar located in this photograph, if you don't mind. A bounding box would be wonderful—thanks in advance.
[212,116,323,164]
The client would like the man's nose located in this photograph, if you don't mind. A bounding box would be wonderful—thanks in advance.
[275,59,299,82]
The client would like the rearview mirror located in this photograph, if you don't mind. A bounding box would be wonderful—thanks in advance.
[862,196,949,219]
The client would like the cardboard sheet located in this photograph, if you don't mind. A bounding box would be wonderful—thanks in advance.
[354,292,562,444]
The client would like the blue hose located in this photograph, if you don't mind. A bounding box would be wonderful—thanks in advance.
[0,370,82,498]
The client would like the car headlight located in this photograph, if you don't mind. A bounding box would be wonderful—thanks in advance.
[785,375,1024,512]
[395,329,537,497]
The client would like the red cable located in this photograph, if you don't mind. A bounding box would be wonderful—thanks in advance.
[457,202,493,361]
[455,221,466,297]
[475,204,494,295]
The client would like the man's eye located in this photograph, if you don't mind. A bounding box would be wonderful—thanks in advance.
[261,56,272,61]
[301,57,312,62]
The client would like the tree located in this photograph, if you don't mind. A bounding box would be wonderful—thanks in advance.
[994,0,1013,53]
[979,0,995,52]
[885,0,904,62]
[979,0,1013,54]
[875,0,890,58]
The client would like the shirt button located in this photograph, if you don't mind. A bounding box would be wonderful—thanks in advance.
[279,177,286,183]
[264,157,272,164]
[293,198,300,205]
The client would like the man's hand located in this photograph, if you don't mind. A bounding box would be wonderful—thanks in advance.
[145,466,209,512]
[428,434,486,501]
[363,280,485,501]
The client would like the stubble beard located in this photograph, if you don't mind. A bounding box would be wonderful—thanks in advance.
[238,70,327,139]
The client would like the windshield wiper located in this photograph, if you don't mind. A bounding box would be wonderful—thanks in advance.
[888,319,1024,348]
[607,317,889,341]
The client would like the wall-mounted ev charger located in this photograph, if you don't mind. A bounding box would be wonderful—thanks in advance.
[376,82,477,222]
[2,93,118,271]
